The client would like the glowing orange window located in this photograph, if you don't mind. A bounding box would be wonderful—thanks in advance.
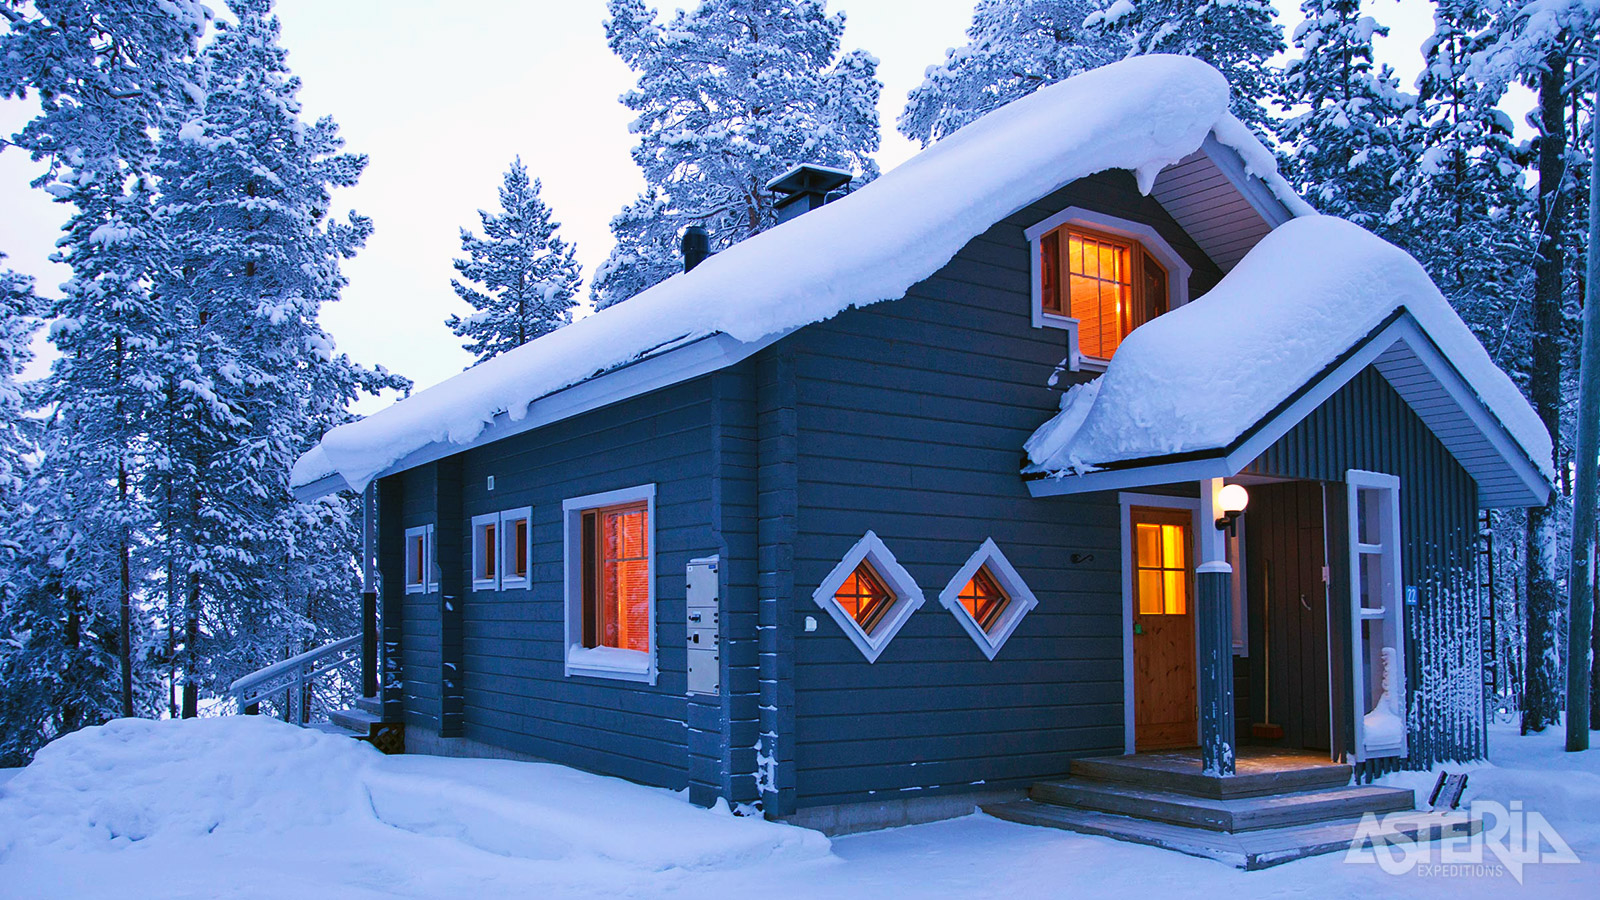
[1133,510,1190,615]
[957,566,1010,632]
[582,502,650,652]
[1040,225,1168,360]
[833,562,895,634]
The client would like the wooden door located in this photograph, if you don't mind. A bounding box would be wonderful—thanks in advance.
[1131,506,1198,750]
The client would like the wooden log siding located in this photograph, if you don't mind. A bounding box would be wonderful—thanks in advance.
[1244,367,1486,776]
[372,377,725,790]
[783,172,1223,810]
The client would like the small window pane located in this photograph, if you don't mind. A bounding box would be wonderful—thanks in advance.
[1137,570,1165,615]
[835,562,895,634]
[599,505,650,652]
[958,567,1010,632]
[1041,231,1061,314]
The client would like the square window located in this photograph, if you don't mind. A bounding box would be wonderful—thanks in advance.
[814,532,926,663]
[563,485,656,683]
[938,539,1039,659]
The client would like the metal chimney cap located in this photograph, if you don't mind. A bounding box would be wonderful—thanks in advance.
[765,164,853,196]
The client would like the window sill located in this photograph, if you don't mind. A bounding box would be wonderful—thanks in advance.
[500,576,530,591]
[565,644,654,683]
[471,578,498,592]
[404,584,426,595]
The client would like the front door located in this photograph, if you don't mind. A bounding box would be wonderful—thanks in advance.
[1131,506,1197,750]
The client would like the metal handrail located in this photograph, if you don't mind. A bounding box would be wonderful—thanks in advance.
[230,634,361,718]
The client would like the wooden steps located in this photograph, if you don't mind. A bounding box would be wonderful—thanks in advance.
[982,749,1457,870]
[983,798,1476,871]
[1029,779,1412,832]
[323,696,405,754]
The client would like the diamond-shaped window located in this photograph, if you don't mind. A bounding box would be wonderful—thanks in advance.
[939,539,1038,659]
[812,531,925,662]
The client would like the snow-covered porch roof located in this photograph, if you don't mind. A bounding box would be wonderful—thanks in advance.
[1023,216,1554,509]
[291,55,1311,500]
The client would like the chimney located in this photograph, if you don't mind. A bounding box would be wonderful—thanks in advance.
[767,164,853,224]
[681,225,710,272]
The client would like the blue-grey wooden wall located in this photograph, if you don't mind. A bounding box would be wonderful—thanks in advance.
[382,376,726,789]
[1245,365,1485,774]
[775,170,1225,811]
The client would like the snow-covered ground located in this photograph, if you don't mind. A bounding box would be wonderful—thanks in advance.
[0,716,1594,899]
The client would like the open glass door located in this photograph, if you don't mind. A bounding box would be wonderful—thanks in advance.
[1345,470,1408,760]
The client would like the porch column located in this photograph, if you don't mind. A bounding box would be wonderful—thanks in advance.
[361,482,378,699]
[1197,478,1237,776]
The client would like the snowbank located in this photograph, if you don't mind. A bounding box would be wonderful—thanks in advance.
[1025,215,1554,483]
[295,54,1309,493]
[0,716,827,877]
[0,716,376,856]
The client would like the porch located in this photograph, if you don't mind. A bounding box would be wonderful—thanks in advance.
[983,748,1471,870]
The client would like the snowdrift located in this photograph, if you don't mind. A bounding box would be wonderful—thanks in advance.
[0,717,828,872]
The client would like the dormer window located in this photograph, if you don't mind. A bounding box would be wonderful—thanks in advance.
[1025,208,1191,370]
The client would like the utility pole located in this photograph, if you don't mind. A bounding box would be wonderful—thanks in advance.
[1565,59,1600,752]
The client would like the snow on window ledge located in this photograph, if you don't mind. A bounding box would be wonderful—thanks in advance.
[565,644,653,682]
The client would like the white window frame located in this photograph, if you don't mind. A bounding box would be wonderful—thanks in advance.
[498,506,533,590]
[938,538,1039,660]
[471,511,500,592]
[403,524,436,595]
[811,531,925,663]
[1345,470,1408,761]
[1023,207,1193,372]
[561,484,657,684]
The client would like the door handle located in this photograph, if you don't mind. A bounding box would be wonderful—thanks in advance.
[1133,623,1144,635]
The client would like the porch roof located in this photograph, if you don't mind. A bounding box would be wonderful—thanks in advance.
[1024,217,1553,509]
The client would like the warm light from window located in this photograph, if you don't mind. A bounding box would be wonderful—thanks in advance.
[835,562,895,634]
[1135,520,1189,615]
[957,567,1010,632]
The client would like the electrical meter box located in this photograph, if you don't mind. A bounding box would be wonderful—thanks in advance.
[686,556,720,696]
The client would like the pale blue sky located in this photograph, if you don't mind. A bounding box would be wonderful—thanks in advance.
[0,0,1441,407]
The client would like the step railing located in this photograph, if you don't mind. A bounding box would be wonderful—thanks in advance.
[229,635,361,724]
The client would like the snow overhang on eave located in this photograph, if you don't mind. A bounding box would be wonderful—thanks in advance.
[289,328,795,501]
[1026,311,1552,510]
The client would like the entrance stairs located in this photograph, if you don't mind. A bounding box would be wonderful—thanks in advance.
[983,749,1474,869]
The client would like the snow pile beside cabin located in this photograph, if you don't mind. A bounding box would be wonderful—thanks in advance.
[1024,215,1555,482]
[0,716,828,873]
[294,54,1310,493]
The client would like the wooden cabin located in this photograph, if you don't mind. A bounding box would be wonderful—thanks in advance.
[290,57,1550,863]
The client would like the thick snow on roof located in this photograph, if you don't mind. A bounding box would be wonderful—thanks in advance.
[295,55,1309,493]
[1024,215,1555,484]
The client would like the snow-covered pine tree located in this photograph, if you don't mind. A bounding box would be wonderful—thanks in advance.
[1084,0,1285,131]
[1471,0,1599,734]
[592,0,882,309]
[1,0,209,727]
[1277,0,1412,232]
[0,257,37,503]
[898,0,1117,147]
[152,0,407,712]
[447,157,582,364]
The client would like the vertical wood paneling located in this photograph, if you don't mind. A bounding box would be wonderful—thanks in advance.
[1246,367,1484,774]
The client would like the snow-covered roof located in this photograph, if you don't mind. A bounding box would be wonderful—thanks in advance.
[293,55,1310,495]
[1024,215,1554,508]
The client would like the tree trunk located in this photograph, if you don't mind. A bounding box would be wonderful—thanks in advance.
[1524,54,1568,734]
[118,459,134,718]
[181,568,199,719]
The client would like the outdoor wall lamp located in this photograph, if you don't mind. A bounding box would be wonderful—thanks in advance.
[1215,483,1249,535]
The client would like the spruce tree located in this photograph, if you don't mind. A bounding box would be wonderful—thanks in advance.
[593,0,882,308]
[898,0,1117,147]
[152,0,406,709]
[1277,0,1412,231]
[447,157,582,364]
[1472,0,1598,734]
[1085,0,1285,131]
[1,0,209,725]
